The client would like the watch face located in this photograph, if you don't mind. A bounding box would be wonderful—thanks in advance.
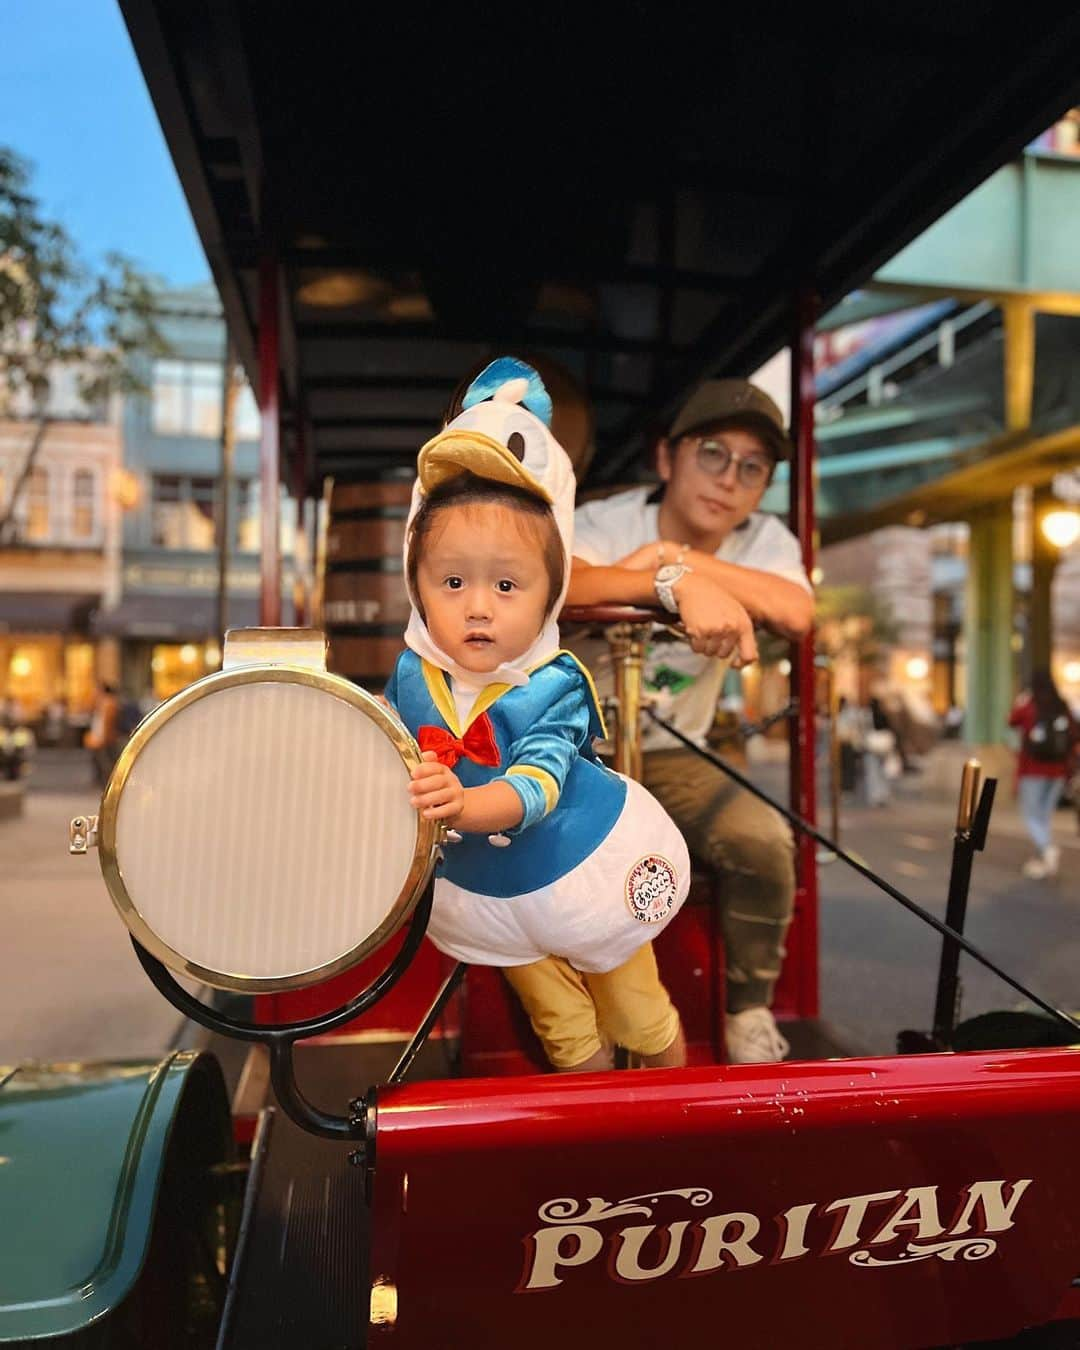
[656,564,683,583]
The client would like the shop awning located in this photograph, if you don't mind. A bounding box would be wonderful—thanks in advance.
[91,594,263,640]
[0,592,98,635]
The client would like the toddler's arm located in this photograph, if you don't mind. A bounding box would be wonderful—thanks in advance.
[408,751,524,832]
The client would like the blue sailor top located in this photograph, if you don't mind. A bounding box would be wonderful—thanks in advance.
[384,648,628,898]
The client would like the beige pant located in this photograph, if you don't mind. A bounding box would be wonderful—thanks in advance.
[641,748,795,1013]
[503,944,681,1070]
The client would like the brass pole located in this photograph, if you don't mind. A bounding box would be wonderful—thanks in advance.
[608,621,650,782]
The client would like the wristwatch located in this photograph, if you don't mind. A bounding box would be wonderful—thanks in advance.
[654,563,692,614]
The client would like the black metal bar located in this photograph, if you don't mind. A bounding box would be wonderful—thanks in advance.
[246,244,748,295]
[305,373,648,403]
[932,836,979,1046]
[388,962,468,1086]
[312,415,440,430]
[214,1107,274,1350]
[294,319,687,356]
[267,1040,363,1140]
[645,709,1080,1038]
[932,777,998,1047]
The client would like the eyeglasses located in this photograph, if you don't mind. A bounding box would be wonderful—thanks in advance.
[687,436,772,490]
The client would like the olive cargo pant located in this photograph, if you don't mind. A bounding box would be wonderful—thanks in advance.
[641,748,796,1013]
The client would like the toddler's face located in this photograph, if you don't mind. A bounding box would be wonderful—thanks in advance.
[416,502,552,674]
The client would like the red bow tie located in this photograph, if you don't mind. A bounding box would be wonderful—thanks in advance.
[417,714,500,769]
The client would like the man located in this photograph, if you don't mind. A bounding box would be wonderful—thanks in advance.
[566,379,814,1063]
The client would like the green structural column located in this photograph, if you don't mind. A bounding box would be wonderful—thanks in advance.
[1028,484,1058,679]
[964,503,1016,745]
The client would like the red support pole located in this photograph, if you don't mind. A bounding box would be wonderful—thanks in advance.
[293,416,308,627]
[258,250,282,627]
[787,286,820,1019]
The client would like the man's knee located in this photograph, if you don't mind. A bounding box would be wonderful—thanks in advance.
[704,819,794,903]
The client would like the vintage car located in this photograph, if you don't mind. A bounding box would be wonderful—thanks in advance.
[1,620,1079,1349]
[4,3,1080,1345]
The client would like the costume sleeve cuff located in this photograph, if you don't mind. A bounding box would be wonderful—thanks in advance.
[501,766,560,832]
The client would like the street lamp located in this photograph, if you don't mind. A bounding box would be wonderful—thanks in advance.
[1040,507,1080,551]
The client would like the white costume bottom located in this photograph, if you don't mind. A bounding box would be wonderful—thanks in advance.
[426,775,690,972]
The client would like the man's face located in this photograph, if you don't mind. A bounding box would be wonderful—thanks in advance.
[656,422,774,541]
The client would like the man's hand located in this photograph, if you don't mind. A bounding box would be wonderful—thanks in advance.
[674,572,758,667]
[408,751,465,821]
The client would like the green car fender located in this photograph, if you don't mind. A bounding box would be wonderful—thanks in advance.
[0,1051,233,1343]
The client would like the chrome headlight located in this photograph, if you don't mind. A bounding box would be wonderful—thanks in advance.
[79,629,437,993]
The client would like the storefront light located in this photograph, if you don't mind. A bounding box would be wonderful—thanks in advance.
[1064,661,1080,685]
[905,656,930,681]
[1040,508,1080,551]
[179,644,198,665]
[778,658,792,677]
[10,654,33,678]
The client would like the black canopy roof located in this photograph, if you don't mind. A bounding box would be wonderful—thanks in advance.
[120,1,1080,486]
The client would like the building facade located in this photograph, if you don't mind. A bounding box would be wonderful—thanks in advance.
[0,392,123,731]
[92,282,294,704]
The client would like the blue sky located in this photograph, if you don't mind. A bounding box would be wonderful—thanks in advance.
[1,0,209,287]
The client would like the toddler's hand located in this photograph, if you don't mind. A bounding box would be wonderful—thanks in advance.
[408,750,465,822]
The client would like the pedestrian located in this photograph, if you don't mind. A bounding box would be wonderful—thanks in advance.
[566,378,814,1063]
[1008,668,1077,879]
[863,695,896,807]
[836,696,861,795]
[84,683,121,787]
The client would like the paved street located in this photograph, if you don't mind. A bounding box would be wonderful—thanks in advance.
[817,774,1080,1055]
[1,749,1077,1067]
[0,757,182,1065]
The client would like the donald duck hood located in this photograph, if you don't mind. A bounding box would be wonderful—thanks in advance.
[403,358,577,688]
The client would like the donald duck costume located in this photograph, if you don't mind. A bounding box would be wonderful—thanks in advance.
[384,358,690,974]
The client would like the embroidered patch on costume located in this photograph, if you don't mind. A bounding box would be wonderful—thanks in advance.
[625,855,678,924]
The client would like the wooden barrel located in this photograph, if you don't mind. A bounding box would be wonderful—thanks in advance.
[324,477,413,689]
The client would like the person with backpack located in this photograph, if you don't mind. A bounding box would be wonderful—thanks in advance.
[1008,667,1078,879]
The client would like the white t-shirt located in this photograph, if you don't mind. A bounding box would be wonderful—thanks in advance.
[570,486,812,751]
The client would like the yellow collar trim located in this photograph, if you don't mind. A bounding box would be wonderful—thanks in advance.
[420,651,606,740]
[420,660,461,735]
[419,660,514,735]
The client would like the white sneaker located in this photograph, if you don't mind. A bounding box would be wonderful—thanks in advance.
[725,1007,790,1064]
[1023,855,1049,880]
[1044,845,1061,878]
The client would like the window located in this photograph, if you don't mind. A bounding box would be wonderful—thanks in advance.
[152,361,186,434]
[25,467,50,541]
[152,360,225,438]
[234,383,261,440]
[72,469,96,540]
[189,477,217,550]
[189,363,223,437]
[237,479,259,553]
[236,480,294,554]
[151,474,183,547]
[151,475,219,550]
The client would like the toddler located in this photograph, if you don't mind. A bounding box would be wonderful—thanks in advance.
[384,359,689,1071]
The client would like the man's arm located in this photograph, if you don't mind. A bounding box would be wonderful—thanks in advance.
[567,557,758,665]
[614,543,813,640]
[673,550,811,639]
